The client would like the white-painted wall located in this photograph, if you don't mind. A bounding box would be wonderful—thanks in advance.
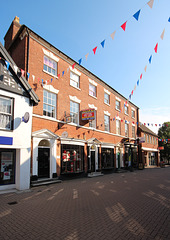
[0,89,33,191]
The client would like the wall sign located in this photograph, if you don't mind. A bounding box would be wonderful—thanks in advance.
[81,109,95,121]
[0,136,13,145]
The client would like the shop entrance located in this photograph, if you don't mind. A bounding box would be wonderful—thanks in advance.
[38,148,50,178]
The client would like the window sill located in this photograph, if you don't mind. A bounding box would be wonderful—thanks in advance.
[125,113,129,116]
[43,70,58,79]
[70,84,81,91]
[104,102,110,107]
[115,108,120,112]
[89,94,97,99]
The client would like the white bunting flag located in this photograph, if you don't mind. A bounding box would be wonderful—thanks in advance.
[85,53,89,61]
[13,65,18,74]
[32,75,35,82]
[160,29,165,40]
[110,31,116,40]
[147,0,154,9]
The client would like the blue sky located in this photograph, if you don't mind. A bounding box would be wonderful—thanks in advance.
[1,0,170,133]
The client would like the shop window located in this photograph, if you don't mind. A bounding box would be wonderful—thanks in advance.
[61,145,84,173]
[43,55,57,76]
[70,71,80,88]
[0,96,13,130]
[70,101,79,124]
[101,148,114,169]
[89,83,97,98]
[43,90,56,118]
[0,150,15,185]
[104,115,110,132]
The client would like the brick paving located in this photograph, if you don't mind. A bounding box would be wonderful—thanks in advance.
[0,167,170,240]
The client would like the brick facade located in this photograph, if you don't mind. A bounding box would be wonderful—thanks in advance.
[4,17,142,179]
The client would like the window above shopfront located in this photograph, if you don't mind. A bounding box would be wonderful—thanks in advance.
[0,96,13,130]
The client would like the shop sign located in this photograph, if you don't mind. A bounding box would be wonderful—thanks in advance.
[81,109,95,120]
[0,136,13,145]
[159,146,164,150]
[139,137,145,143]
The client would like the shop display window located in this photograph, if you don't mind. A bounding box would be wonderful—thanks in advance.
[0,150,15,185]
[61,145,84,173]
[101,148,114,169]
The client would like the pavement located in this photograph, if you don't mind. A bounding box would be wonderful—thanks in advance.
[0,167,170,240]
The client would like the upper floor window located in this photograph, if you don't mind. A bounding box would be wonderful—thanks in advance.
[70,71,80,89]
[43,90,56,118]
[104,115,110,132]
[116,100,120,111]
[131,109,135,118]
[124,105,128,115]
[89,111,96,129]
[125,123,129,137]
[89,83,97,98]
[104,93,110,105]
[0,96,13,130]
[132,125,135,138]
[147,135,149,143]
[43,55,57,76]
[116,119,121,135]
[70,101,79,125]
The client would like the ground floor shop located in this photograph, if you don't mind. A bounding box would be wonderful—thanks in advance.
[141,147,159,167]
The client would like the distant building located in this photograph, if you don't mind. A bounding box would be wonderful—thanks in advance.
[4,17,140,181]
[138,123,159,167]
[0,41,39,191]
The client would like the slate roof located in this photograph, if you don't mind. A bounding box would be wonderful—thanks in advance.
[139,123,158,137]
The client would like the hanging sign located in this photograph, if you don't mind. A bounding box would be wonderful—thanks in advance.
[81,109,95,120]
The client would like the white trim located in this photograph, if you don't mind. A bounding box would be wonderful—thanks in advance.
[61,138,85,146]
[115,96,121,102]
[101,144,114,148]
[43,85,59,94]
[132,123,135,126]
[69,66,81,76]
[89,78,97,86]
[116,116,121,120]
[141,147,158,152]
[42,48,59,62]
[104,88,111,95]
[88,104,97,110]
[104,110,111,116]
[69,95,81,103]
[131,107,135,111]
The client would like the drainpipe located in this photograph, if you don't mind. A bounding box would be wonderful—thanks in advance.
[26,28,30,80]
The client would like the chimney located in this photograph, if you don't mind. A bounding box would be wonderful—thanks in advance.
[4,16,21,51]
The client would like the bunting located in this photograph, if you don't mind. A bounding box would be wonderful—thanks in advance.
[121,21,127,31]
[147,0,154,9]
[101,40,105,48]
[93,46,97,55]
[110,31,116,40]
[133,10,141,21]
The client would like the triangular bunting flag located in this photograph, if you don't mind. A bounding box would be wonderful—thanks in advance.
[144,65,147,72]
[147,0,154,9]
[32,75,35,82]
[101,40,105,48]
[160,29,165,40]
[149,55,152,64]
[154,43,158,53]
[131,90,133,95]
[168,17,170,22]
[21,69,25,77]
[121,21,127,31]
[72,63,76,69]
[78,58,82,65]
[14,65,18,74]
[140,74,142,80]
[85,53,89,60]
[27,72,30,79]
[5,61,10,70]
[133,10,141,21]
[62,71,65,76]
[58,74,60,78]
[93,46,97,55]
[110,31,116,40]
[67,67,70,73]
[51,78,53,83]
[137,80,139,86]
[134,85,136,91]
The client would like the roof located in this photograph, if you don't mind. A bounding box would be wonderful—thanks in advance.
[139,123,158,137]
[6,23,139,110]
[0,41,39,105]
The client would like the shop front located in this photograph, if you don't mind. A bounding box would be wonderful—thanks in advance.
[124,142,138,169]
[101,143,114,171]
[141,147,159,167]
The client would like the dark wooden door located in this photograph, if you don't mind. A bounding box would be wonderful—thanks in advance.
[38,148,50,178]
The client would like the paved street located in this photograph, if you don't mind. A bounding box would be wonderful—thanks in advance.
[0,168,170,240]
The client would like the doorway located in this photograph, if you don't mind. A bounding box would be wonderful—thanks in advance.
[91,151,95,172]
[38,148,50,178]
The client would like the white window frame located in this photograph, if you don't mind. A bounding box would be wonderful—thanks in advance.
[89,83,97,98]
[125,122,129,137]
[43,55,58,77]
[0,96,13,130]
[124,105,129,115]
[104,114,110,132]
[131,109,135,118]
[116,119,121,135]
[116,100,121,111]
[70,101,79,125]
[70,71,80,89]
[43,90,57,118]
[104,92,110,105]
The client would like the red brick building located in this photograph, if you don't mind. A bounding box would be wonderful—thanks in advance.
[4,17,140,179]
[138,123,159,167]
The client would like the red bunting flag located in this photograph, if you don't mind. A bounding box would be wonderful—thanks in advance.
[21,69,25,77]
[72,63,76,69]
[131,90,133,95]
[58,74,60,78]
[140,74,142,80]
[154,43,158,53]
[93,46,97,55]
[121,21,127,31]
